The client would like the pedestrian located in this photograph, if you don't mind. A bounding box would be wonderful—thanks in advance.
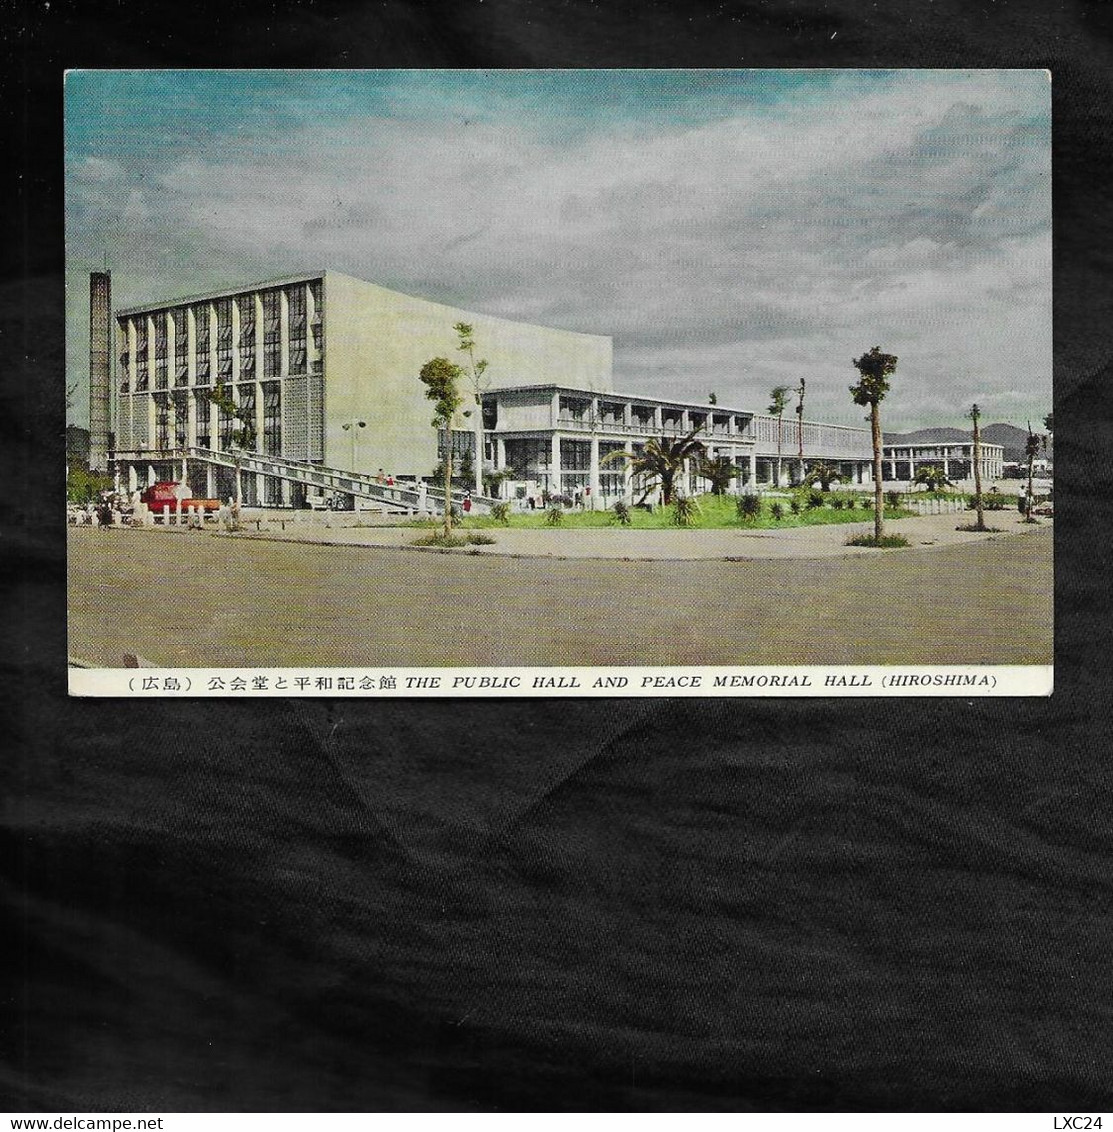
[462,493,473,515]
[528,496,536,511]
[96,498,113,529]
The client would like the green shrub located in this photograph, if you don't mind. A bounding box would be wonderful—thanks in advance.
[885,490,902,509]
[466,532,496,545]
[672,496,698,527]
[737,494,762,521]
[806,490,825,510]
[831,497,845,510]
[545,505,564,526]
[845,533,910,548]
[612,500,632,526]
[789,498,801,515]
[770,502,784,521]
[490,501,512,525]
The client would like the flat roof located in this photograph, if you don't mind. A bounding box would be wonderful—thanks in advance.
[491,384,869,432]
[115,272,327,317]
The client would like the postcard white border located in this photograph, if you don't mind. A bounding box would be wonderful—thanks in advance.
[69,664,1053,698]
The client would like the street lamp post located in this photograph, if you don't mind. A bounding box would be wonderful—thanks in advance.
[341,419,367,472]
[228,444,243,531]
[341,418,367,511]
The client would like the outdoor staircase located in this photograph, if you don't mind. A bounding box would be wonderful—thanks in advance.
[179,446,500,514]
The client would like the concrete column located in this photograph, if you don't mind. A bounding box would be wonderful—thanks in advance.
[943,450,950,479]
[551,390,561,427]
[496,436,506,470]
[230,299,240,385]
[624,440,633,501]
[206,464,215,498]
[589,436,600,509]
[550,432,562,496]
[749,448,757,488]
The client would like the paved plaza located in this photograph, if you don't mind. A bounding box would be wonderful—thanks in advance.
[68,515,1052,669]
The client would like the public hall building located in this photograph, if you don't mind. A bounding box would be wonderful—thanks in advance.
[106,271,874,507]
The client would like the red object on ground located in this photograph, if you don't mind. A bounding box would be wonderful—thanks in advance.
[139,481,221,513]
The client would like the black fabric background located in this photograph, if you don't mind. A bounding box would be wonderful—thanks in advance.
[5,0,1112,1112]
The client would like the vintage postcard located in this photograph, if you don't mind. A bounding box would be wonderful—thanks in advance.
[65,69,1052,697]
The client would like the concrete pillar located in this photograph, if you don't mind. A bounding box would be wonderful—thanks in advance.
[496,436,506,470]
[206,464,215,498]
[749,448,757,488]
[623,440,633,501]
[550,432,562,496]
[589,436,600,509]
[127,464,138,492]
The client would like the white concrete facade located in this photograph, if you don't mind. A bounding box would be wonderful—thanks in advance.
[484,384,873,504]
[882,441,1004,483]
[109,270,872,506]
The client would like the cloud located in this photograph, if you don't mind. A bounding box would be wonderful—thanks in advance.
[65,71,1051,430]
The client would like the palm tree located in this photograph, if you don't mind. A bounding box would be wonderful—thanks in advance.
[767,385,791,486]
[969,403,987,531]
[602,427,706,505]
[695,454,737,496]
[912,464,952,492]
[850,346,899,543]
[804,461,841,491]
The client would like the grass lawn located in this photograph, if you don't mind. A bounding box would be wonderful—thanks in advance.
[403,492,914,531]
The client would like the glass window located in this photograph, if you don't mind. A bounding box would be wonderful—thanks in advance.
[262,291,281,377]
[174,393,188,448]
[194,305,211,382]
[262,382,281,454]
[195,392,211,448]
[172,308,189,383]
[560,439,590,471]
[154,395,170,450]
[135,320,149,390]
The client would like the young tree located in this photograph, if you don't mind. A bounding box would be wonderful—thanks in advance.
[795,378,806,485]
[850,346,899,543]
[767,385,791,486]
[454,322,489,497]
[1024,424,1041,522]
[601,427,706,505]
[708,392,718,405]
[419,356,465,538]
[804,461,841,492]
[969,403,987,531]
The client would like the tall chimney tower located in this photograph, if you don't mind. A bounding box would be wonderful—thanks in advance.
[89,270,111,472]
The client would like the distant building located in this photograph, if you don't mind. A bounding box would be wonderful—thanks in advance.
[881,440,1004,483]
[109,271,873,506]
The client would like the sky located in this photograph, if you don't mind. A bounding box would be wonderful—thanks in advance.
[65,69,1051,432]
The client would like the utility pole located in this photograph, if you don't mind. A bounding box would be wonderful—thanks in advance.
[795,378,806,485]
